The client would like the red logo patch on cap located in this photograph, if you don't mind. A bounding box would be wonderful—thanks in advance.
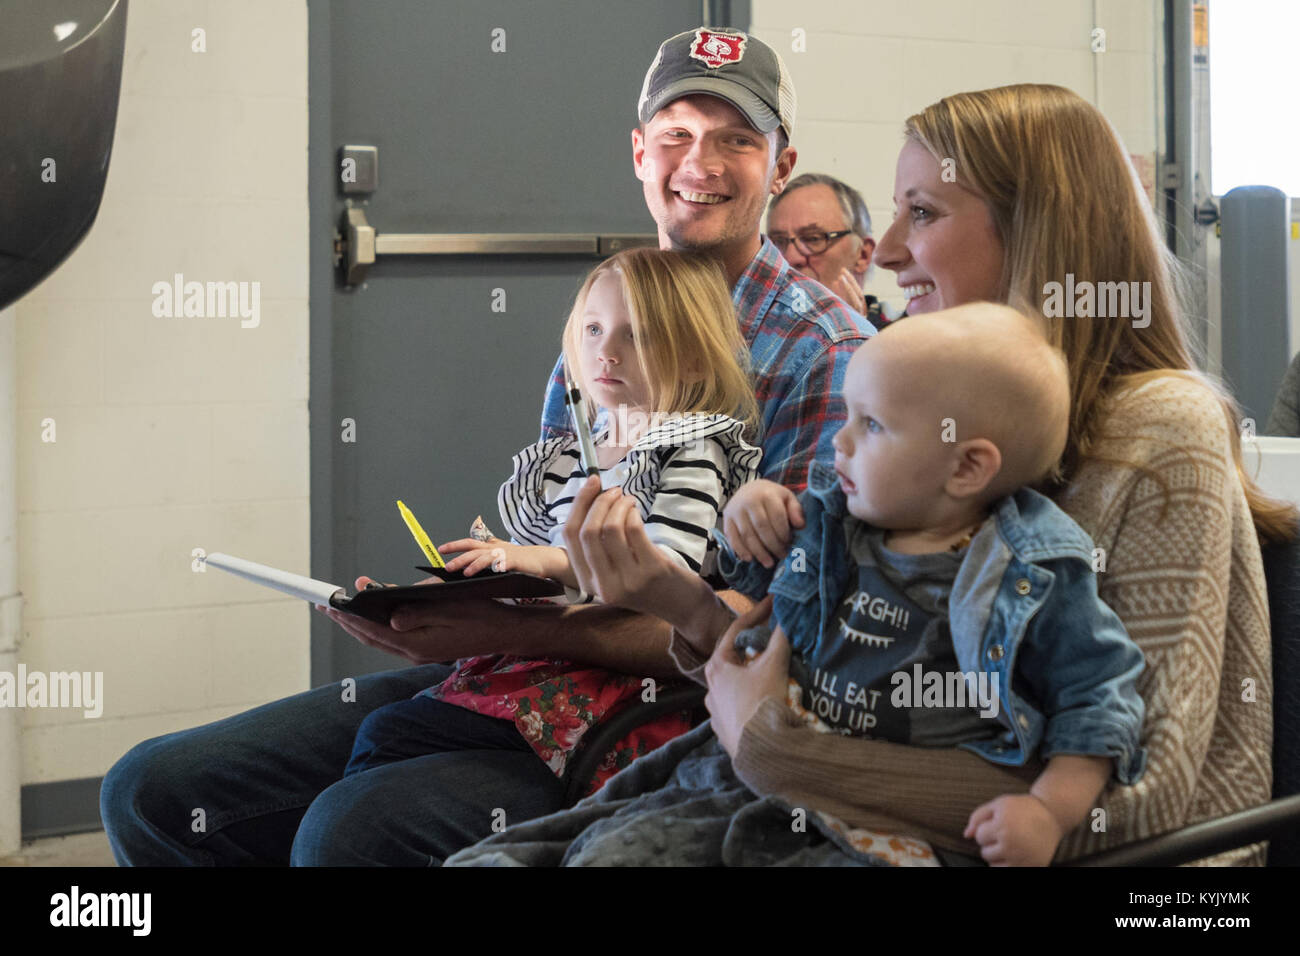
[689,29,746,68]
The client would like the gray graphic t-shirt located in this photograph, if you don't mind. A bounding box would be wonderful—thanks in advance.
[785,518,1001,746]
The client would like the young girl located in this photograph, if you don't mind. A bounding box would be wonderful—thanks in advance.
[437,247,761,594]
[345,248,762,791]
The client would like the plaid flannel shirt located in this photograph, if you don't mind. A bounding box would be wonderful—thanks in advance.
[539,237,873,492]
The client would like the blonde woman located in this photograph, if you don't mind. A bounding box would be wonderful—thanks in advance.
[448,84,1296,867]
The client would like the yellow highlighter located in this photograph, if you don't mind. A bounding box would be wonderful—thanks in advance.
[396,500,445,569]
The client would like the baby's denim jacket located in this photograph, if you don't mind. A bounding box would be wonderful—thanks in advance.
[716,462,1148,784]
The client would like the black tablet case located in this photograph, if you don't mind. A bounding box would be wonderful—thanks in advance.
[329,566,566,624]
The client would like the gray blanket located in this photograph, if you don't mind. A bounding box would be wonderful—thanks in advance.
[444,720,896,867]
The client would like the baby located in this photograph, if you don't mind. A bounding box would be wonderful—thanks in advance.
[715,302,1147,866]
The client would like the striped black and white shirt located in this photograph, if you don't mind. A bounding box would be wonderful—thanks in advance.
[498,413,762,586]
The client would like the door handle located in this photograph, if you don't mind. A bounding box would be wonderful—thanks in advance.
[333,207,657,286]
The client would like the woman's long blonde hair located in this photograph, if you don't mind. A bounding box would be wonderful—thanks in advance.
[561,248,759,430]
[905,83,1297,543]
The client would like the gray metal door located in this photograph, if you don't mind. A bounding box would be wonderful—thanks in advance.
[308,0,707,683]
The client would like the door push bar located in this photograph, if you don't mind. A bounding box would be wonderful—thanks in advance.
[333,207,658,286]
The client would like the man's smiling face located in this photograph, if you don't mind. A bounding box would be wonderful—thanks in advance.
[632,94,791,254]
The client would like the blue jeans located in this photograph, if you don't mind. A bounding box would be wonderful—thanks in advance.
[99,664,569,866]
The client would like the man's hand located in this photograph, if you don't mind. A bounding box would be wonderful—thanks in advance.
[963,794,1064,866]
[723,479,805,568]
[315,574,520,665]
[829,269,867,315]
[704,596,789,757]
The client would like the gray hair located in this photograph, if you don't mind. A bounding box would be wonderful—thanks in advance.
[770,172,872,238]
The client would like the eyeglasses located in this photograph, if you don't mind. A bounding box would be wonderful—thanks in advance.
[767,230,854,256]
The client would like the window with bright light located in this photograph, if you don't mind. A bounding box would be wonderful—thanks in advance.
[1210,1,1300,196]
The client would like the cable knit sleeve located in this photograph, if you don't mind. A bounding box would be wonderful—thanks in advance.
[1052,374,1272,865]
[732,698,1041,854]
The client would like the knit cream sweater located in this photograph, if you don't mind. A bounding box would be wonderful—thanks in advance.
[725,373,1274,866]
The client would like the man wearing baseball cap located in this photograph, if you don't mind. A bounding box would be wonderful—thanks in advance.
[538,28,870,484]
[102,28,872,868]
[629,27,797,280]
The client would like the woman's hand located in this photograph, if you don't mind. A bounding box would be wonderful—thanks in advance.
[562,475,703,620]
[704,596,789,757]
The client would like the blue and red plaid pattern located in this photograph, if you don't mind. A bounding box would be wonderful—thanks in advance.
[539,237,873,492]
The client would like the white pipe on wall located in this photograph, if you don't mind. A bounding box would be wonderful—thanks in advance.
[0,304,20,857]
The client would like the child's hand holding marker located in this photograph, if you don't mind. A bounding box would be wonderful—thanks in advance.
[722,479,806,568]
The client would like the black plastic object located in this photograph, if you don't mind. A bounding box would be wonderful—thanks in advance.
[1260,528,1300,865]
[0,0,128,310]
[1064,794,1300,867]
[561,683,708,805]
[330,567,565,625]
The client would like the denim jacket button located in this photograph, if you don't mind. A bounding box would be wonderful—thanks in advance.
[1018,713,1029,729]
[987,643,1005,662]
[1015,578,1032,596]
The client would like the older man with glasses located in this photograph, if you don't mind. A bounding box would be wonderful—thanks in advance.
[766,172,886,330]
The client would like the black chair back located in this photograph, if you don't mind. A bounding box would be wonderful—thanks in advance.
[1261,526,1300,865]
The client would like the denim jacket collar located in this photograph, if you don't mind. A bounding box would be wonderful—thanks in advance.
[806,460,849,516]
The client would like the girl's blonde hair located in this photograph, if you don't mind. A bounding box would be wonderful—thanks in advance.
[905,83,1298,543]
[561,248,759,430]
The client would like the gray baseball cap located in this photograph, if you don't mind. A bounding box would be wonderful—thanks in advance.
[637,29,796,139]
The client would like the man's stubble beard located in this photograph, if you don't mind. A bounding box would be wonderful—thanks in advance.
[662,196,766,256]
[644,162,776,255]
[664,228,732,256]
